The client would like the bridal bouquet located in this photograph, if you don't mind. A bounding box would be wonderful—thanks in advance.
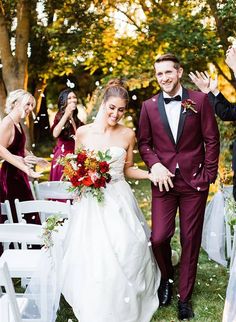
[59,148,112,202]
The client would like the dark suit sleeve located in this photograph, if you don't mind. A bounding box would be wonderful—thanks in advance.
[208,92,236,121]
[201,94,220,183]
[138,102,161,169]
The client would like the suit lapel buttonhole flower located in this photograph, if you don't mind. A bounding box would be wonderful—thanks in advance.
[181,99,197,114]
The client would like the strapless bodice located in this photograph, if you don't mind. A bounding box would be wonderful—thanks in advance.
[107,146,126,182]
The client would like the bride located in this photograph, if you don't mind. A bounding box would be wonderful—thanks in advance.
[24,79,160,322]
[61,79,160,322]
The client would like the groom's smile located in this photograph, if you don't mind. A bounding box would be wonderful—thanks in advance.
[154,60,183,96]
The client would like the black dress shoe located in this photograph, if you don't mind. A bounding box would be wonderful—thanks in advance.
[158,278,173,306]
[178,300,194,320]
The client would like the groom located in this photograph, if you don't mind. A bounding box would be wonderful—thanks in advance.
[138,53,220,320]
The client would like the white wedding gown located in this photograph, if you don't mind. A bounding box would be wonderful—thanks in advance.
[61,146,160,322]
[22,146,160,322]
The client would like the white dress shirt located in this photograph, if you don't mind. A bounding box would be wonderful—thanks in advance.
[163,87,183,143]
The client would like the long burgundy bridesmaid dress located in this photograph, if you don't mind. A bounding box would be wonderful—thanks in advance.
[0,124,40,224]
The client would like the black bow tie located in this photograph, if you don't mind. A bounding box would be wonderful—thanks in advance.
[164,95,182,104]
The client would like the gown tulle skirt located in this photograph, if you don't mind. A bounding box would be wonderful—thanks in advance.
[23,147,160,322]
[61,178,160,322]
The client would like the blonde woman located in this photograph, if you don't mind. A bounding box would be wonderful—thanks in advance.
[0,89,46,223]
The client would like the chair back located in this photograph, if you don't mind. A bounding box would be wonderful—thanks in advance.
[34,181,73,200]
[0,260,22,322]
[0,223,43,245]
[15,199,71,223]
[1,200,14,223]
[29,181,36,200]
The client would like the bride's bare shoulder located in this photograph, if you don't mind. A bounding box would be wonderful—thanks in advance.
[118,124,135,139]
[76,123,93,136]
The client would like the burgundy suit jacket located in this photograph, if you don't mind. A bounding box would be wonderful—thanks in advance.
[138,87,220,196]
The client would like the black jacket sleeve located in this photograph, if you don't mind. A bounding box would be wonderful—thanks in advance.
[208,92,236,121]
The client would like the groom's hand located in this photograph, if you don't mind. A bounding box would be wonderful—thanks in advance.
[151,163,174,192]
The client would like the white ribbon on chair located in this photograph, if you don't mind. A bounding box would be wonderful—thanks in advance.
[201,190,227,267]
[223,242,236,322]
[21,224,67,322]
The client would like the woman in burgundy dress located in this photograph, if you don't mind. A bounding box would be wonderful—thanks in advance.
[0,89,46,223]
[50,89,84,181]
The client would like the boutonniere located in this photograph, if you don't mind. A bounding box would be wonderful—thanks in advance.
[182,99,197,114]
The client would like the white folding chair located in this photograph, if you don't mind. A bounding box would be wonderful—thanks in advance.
[34,180,73,200]
[29,181,36,200]
[0,223,43,278]
[1,200,14,223]
[15,199,71,223]
[0,260,43,322]
[223,185,235,260]
[1,200,18,250]
[0,222,46,304]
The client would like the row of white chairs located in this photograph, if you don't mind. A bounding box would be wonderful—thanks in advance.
[0,181,73,321]
[0,198,72,321]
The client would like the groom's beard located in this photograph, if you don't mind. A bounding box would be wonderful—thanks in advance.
[159,79,180,96]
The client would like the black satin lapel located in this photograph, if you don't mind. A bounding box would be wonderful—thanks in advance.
[176,88,189,144]
[157,92,175,146]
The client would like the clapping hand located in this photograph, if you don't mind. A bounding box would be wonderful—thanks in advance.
[24,153,49,169]
[65,102,77,118]
[225,47,236,74]
[36,157,50,168]
[189,71,218,94]
[151,163,174,192]
[27,168,43,179]
[24,154,38,168]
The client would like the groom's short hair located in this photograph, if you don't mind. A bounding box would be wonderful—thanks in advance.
[155,53,181,70]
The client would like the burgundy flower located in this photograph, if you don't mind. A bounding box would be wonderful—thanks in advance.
[181,99,197,113]
[99,161,109,173]
[77,153,87,164]
[94,176,106,188]
[71,176,82,187]
[77,166,87,176]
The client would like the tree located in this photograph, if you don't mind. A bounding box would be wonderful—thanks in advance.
[0,0,32,118]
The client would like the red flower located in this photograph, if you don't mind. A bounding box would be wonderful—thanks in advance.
[77,166,87,176]
[94,176,106,188]
[181,99,197,113]
[77,152,87,164]
[82,176,93,187]
[71,176,82,187]
[99,161,109,173]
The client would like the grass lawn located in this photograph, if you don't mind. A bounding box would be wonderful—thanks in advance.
[55,175,229,322]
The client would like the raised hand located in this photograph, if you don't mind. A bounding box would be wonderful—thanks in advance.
[226,47,236,74]
[151,162,174,192]
[189,71,218,94]
[64,102,77,118]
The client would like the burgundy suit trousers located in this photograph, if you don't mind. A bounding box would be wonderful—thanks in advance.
[151,171,209,302]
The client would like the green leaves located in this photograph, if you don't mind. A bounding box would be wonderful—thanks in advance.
[98,149,112,162]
